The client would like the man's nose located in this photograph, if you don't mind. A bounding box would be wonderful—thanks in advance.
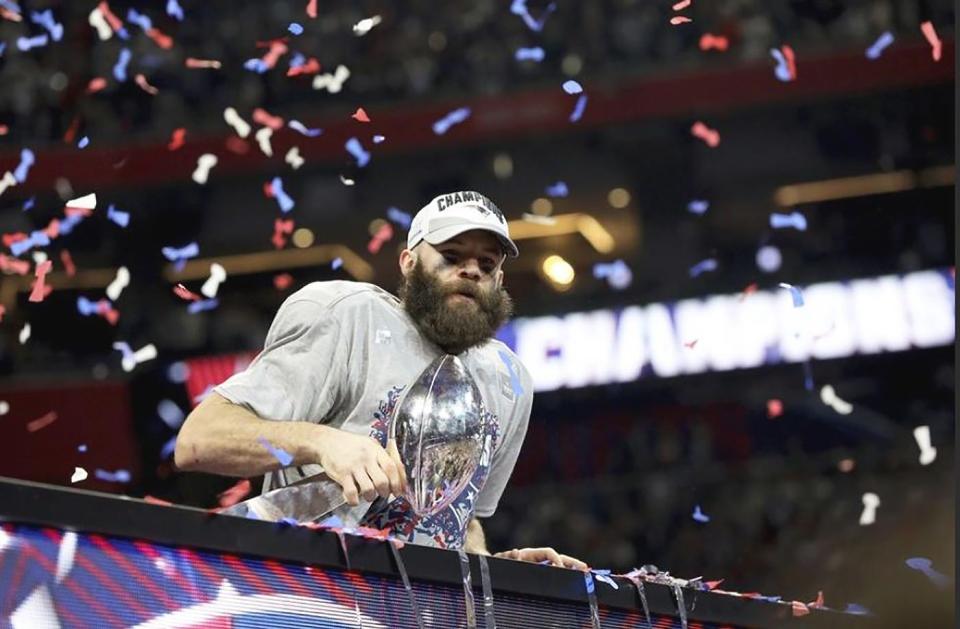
[457,258,482,280]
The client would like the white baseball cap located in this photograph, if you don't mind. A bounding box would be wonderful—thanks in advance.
[407,191,519,258]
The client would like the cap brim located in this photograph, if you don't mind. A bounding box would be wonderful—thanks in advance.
[423,224,519,257]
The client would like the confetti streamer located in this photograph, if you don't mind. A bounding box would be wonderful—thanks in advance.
[106,266,130,300]
[70,467,88,483]
[331,258,343,270]
[353,15,382,36]
[769,211,807,231]
[913,425,937,465]
[55,531,78,586]
[920,21,942,62]
[859,492,879,525]
[192,153,218,184]
[866,32,894,59]
[157,399,185,430]
[432,107,471,135]
[345,137,371,167]
[0,401,8,415]
[689,258,718,278]
[515,47,545,62]
[27,411,57,432]
[699,33,729,52]
[691,121,720,147]
[88,7,112,40]
[113,342,157,372]
[257,437,293,466]
[167,128,186,150]
[201,263,226,298]
[779,282,804,307]
[274,273,294,290]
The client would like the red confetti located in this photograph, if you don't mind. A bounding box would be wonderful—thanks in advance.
[217,479,252,507]
[0,8,21,22]
[286,58,321,77]
[0,305,5,322]
[672,0,691,9]
[691,120,720,147]
[670,16,692,25]
[766,399,783,419]
[699,33,729,52]
[306,0,318,18]
[272,218,294,250]
[173,283,203,301]
[791,602,810,617]
[146,28,174,50]
[704,579,724,591]
[274,273,294,290]
[143,495,174,506]
[252,108,285,130]
[780,44,797,80]
[27,411,58,433]
[60,250,76,277]
[263,181,274,197]
[0,124,8,135]
[920,21,942,61]
[97,1,124,33]
[739,282,759,302]
[0,253,30,275]
[683,339,698,349]
[134,73,159,95]
[28,260,53,303]
[185,58,222,69]
[351,107,371,123]
[254,39,289,71]
[97,301,120,326]
[63,115,81,143]
[86,77,108,94]
[167,128,186,151]
[367,223,394,254]
[808,591,825,609]
[44,219,61,238]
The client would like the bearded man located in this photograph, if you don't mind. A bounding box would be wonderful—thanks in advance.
[175,191,586,569]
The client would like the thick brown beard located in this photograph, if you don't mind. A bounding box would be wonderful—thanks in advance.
[399,259,514,355]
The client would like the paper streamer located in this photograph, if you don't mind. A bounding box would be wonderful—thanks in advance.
[477,554,497,629]
[623,573,653,629]
[584,572,602,629]
[672,583,689,629]
[457,549,478,629]
[389,539,425,629]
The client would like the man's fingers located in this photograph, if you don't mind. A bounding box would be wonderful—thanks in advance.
[353,470,377,503]
[366,464,392,500]
[377,450,405,497]
[561,555,589,570]
[386,439,408,490]
[339,477,360,506]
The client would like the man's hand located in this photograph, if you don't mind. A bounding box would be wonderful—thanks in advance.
[493,547,589,571]
[314,426,407,506]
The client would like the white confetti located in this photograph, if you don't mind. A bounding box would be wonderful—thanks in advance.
[819,384,853,415]
[192,153,218,184]
[201,263,226,298]
[223,107,251,138]
[312,64,351,93]
[254,126,274,157]
[0,401,8,415]
[105,266,130,301]
[285,146,304,170]
[339,174,355,186]
[65,192,97,211]
[18,323,31,345]
[913,425,937,465]
[70,467,88,484]
[88,7,112,40]
[352,15,382,36]
[859,492,880,525]
[0,171,17,198]
[55,531,77,583]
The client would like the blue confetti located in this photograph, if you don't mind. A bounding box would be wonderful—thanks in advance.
[331,257,343,270]
[770,48,793,82]
[126,8,152,32]
[866,32,894,59]
[0,42,6,57]
[30,9,63,42]
[113,48,132,82]
[22,197,35,211]
[10,230,50,257]
[844,604,870,615]
[107,204,130,228]
[562,80,583,95]
[345,137,371,167]
[569,94,587,122]
[584,571,595,594]
[95,468,132,483]
[159,436,177,459]
[257,437,293,466]
[692,505,710,523]
[779,282,804,307]
[243,58,269,74]
[13,148,35,183]
[77,444,87,452]
[58,214,85,237]
[0,1,20,15]
[689,258,718,278]
[188,298,219,314]
[510,0,556,32]
[803,361,814,392]
[386,207,412,229]
[16,34,48,52]
[162,242,199,272]
[318,515,345,528]
[515,47,545,62]
[498,350,525,396]
[770,211,807,231]
[372,134,385,144]
[278,517,300,527]
[288,52,306,69]
[432,107,471,135]
[166,0,184,21]
[687,200,710,215]
[593,260,632,290]
[545,181,568,197]
[77,296,112,316]
[905,557,950,589]
[288,22,304,35]
[269,176,295,213]
[77,136,90,149]
[288,120,323,137]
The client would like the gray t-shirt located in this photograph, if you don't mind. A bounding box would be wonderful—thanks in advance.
[214,280,533,549]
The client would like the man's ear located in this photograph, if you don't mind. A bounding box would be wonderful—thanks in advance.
[399,248,416,277]
[495,268,504,289]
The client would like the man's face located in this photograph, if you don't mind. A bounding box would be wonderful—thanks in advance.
[398,230,514,355]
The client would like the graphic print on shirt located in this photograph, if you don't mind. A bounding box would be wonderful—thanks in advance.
[362,384,501,549]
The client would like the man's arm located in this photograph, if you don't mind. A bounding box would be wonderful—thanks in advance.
[464,518,490,555]
[465,518,589,569]
[174,392,406,505]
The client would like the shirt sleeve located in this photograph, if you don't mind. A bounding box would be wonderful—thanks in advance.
[213,298,346,424]
[473,360,533,518]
